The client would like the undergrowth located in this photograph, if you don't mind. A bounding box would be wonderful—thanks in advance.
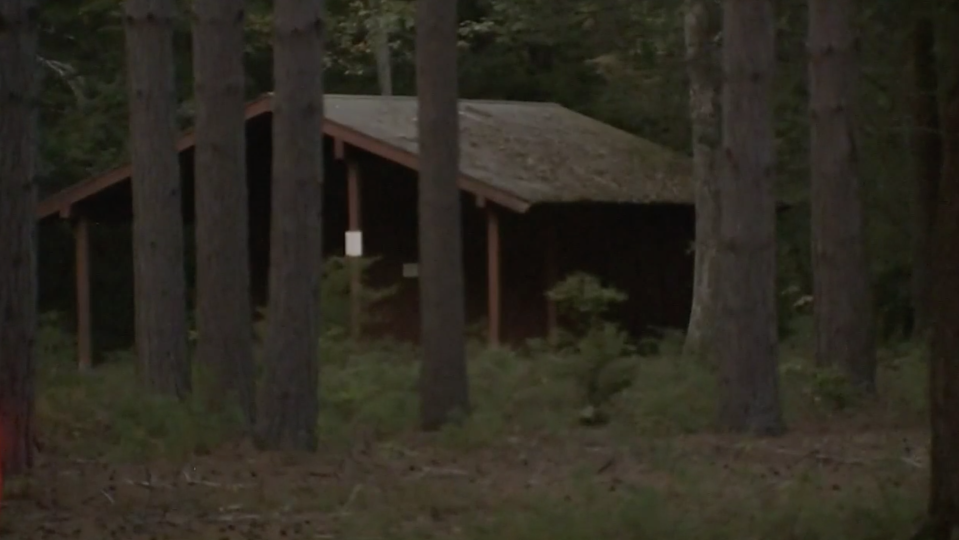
[37,306,927,458]
[28,270,930,540]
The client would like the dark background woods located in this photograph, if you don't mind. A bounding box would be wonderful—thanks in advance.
[36,0,915,352]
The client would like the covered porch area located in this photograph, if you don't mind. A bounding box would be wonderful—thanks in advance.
[36,94,695,369]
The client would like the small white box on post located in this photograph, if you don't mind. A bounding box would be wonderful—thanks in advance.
[345,230,363,257]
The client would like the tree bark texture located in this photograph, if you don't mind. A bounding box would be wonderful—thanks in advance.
[808,0,877,392]
[683,0,721,357]
[0,0,38,476]
[255,0,324,451]
[923,6,959,539]
[124,0,191,398]
[371,0,392,96]
[910,16,941,339]
[713,0,784,435]
[192,0,256,426]
[416,0,471,431]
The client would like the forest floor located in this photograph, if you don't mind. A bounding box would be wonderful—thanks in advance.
[3,423,927,540]
[0,331,932,539]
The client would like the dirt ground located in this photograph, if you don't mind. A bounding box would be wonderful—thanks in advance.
[0,424,928,540]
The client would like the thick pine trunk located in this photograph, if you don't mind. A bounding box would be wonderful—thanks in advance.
[0,0,39,476]
[124,0,191,398]
[910,17,941,339]
[713,0,784,435]
[808,0,877,392]
[255,0,324,451]
[922,7,959,539]
[682,0,721,357]
[192,0,255,426]
[416,0,471,431]
[924,77,959,540]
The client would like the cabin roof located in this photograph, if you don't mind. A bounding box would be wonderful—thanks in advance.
[37,93,692,218]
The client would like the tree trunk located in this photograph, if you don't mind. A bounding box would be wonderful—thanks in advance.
[124,0,191,398]
[923,80,959,540]
[910,16,940,339]
[255,0,324,451]
[922,8,959,540]
[192,0,255,426]
[0,0,39,476]
[808,0,877,392]
[713,0,784,435]
[371,0,392,96]
[682,0,721,357]
[416,0,471,431]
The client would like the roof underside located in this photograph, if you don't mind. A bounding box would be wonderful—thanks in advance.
[325,95,692,205]
[38,94,693,218]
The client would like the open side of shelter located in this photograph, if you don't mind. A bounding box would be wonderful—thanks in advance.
[37,94,695,369]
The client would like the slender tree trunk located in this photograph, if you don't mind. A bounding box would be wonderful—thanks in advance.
[713,0,784,435]
[416,0,471,431]
[0,0,39,476]
[255,0,324,451]
[682,0,721,357]
[920,8,959,540]
[124,0,191,398]
[192,0,255,426]
[910,16,941,339]
[808,0,877,392]
[371,0,392,96]
[351,0,391,343]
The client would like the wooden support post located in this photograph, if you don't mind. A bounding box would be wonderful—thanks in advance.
[74,216,92,371]
[544,226,558,342]
[487,206,501,346]
[347,159,363,340]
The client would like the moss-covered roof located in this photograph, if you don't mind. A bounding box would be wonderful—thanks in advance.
[37,93,693,219]
[325,94,693,205]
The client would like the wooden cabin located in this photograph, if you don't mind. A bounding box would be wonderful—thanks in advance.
[36,94,695,368]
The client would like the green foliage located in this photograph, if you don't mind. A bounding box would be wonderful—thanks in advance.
[320,256,398,332]
[37,306,928,444]
[36,311,77,362]
[317,337,420,440]
[546,271,627,330]
[39,336,244,462]
[546,273,636,425]
[780,361,863,412]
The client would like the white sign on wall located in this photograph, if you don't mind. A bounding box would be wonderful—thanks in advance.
[345,230,363,257]
[402,263,419,278]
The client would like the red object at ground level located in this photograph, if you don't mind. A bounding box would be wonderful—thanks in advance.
[0,436,4,511]
[0,426,4,511]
